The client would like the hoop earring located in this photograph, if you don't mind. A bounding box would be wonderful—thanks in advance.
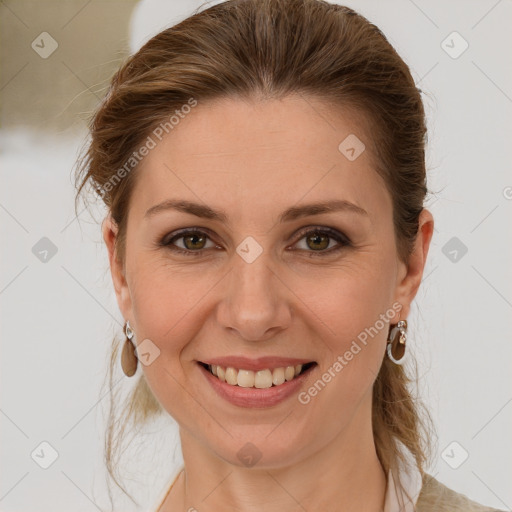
[386,318,407,365]
[121,321,138,377]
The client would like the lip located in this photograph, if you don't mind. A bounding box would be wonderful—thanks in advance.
[199,356,315,372]
[197,360,317,408]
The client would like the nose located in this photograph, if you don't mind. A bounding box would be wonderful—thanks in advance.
[216,251,292,342]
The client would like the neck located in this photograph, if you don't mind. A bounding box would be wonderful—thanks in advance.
[161,398,387,512]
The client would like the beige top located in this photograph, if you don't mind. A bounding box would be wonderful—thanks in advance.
[148,442,505,512]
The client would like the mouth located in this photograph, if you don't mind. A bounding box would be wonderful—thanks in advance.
[197,361,317,388]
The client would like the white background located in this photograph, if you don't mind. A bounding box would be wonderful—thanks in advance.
[1,0,511,511]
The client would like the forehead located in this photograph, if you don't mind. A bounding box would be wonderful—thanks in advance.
[129,94,391,226]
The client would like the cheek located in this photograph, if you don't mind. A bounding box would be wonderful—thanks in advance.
[127,249,205,335]
[125,259,202,380]
[302,247,395,333]
[295,274,393,427]
[300,252,395,385]
[126,262,207,421]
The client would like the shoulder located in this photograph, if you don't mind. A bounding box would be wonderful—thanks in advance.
[415,473,506,512]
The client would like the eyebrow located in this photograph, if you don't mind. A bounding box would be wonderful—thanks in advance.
[144,199,368,223]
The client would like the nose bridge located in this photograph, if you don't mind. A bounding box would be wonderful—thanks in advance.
[218,242,290,341]
[232,232,276,295]
[234,249,274,298]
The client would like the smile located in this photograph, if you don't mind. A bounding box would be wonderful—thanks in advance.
[198,361,317,389]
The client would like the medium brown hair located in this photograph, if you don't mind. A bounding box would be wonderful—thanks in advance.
[75,0,436,507]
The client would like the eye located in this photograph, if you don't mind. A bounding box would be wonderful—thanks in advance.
[159,226,351,257]
[291,226,351,257]
[160,228,218,256]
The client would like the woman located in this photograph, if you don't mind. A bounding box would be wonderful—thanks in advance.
[74,0,505,510]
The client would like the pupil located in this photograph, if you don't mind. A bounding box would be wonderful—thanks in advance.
[308,233,328,250]
[186,233,204,250]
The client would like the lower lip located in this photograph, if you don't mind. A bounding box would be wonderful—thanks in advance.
[197,362,317,408]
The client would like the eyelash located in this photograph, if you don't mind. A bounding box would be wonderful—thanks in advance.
[159,226,351,258]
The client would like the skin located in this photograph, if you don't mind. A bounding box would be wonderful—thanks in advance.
[103,93,434,512]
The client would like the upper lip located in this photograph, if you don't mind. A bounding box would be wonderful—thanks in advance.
[199,356,315,372]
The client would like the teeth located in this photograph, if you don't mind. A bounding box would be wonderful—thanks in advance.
[207,364,306,388]
[254,369,273,389]
[272,367,285,386]
[225,367,238,385]
[284,366,295,381]
[237,369,255,388]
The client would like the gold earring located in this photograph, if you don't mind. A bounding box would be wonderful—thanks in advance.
[121,321,138,377]
[386,318,407,365]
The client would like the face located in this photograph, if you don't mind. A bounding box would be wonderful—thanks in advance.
[103,94,433,469]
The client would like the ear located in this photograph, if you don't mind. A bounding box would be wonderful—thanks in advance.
[102,214,133,322]
[392,208,434,320]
